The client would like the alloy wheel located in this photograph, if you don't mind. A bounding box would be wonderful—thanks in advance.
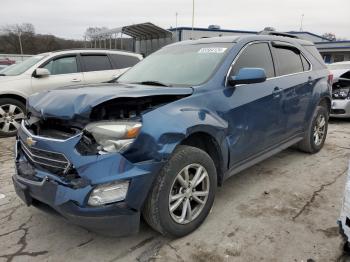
[313,114,326,146]
[169,163,210,224]
[0,104,25,134]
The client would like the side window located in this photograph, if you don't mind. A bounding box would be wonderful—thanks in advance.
[43,56,78,75]
[81,55,112,72]
[273,47,304,76]
[231,43,275,78]
[301,55,311,71]
[110,54,140,69]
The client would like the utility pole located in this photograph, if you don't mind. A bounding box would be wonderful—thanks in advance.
[299,14,304,31]
[191,0,195,39]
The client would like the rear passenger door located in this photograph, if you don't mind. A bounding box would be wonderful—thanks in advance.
[270,42,313,139]
[80,53,116,84]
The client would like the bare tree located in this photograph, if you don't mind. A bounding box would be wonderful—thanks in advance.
[0,23,35,54]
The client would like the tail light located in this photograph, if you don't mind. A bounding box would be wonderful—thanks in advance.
[328,73,333,86]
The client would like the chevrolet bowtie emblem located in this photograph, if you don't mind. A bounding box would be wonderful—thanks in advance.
[26,137,37,147]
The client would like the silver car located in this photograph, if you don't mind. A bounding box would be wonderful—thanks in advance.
[329,62,350,118]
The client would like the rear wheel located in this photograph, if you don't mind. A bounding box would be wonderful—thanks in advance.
[142,145,217,237]
[0,98,26,137]
[297,105,328,153]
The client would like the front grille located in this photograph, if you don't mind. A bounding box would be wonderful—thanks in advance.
[331,109,346,115]
[20,141,70,173]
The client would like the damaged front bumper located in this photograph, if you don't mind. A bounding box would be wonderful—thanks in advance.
[331,99,350,118]
[12,122,164,236]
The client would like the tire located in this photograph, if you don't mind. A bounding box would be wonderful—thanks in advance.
[297,105,329,154]
[0,98,26,138]
[142,145,217,237]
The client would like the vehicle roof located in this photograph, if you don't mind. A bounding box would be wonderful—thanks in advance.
[38,49,142,58]
[171,35,314,46]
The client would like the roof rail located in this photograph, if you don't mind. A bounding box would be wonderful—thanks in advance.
[258,31,300,39]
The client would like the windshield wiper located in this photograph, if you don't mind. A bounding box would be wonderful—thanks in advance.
[131,81,171,87]
[0,74,6,76]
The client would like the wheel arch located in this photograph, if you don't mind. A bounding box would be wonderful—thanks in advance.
[0,94,27,106]
[180,131,225,186]
[318,96,331,114]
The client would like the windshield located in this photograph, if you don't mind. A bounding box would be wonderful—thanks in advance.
[117,43,232,86]
[0,55,47,76]
[328,63,350,70]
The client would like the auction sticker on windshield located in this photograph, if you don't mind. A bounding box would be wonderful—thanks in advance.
[198,47,227,54]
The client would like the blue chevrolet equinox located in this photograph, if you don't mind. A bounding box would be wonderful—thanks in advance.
[12,34,332,237]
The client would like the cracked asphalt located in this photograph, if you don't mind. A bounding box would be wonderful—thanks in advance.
[1,119,350,262]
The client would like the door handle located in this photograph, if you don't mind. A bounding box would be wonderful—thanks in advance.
[272,86,282,98]
[307,76,313,86]
[71,79,81,82]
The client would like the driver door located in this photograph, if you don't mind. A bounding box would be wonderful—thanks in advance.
[224,42,285,167]
[31,55,84,93]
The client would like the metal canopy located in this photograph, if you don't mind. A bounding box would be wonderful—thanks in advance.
[91,22,172,40]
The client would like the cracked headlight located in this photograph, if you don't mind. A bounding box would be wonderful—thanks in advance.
[85,121,142,153]
[88,180,129,206]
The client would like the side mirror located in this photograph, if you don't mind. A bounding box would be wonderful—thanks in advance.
[34,68,50,78]
[228,68,267,87]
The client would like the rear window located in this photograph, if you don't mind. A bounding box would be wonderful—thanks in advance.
[81,55,112,72]
[110,54,140,69]
[273,47,303,76]
[303,45,326,68]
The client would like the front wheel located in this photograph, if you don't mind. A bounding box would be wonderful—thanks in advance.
[0,98,26,138]
[142,145,217,237]
[297,105,329,154]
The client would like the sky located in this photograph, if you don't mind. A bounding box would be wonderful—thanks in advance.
[0,0,349,40]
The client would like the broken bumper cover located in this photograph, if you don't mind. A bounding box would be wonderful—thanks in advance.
[12,123,164,236]
[331,99,350,118]
[12,175,139,236]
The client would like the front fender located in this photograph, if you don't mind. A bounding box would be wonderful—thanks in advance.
[124,105,229,166]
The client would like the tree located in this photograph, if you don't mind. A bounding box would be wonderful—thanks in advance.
[322,32,336,41]
[84,27,109,41]
[0,23,35,54]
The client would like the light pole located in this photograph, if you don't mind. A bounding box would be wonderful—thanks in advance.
[299,14,304,31]
[191,0,195,39]
[175,12,178,41]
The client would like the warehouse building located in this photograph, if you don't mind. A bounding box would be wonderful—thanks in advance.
[169,26,350,63]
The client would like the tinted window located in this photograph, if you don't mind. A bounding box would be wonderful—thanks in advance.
[44,56,78,75]
[301,55,311,71]
[232,43,275,78]
[110,54,140,69]
[81,55,112,72]
[273,47,303,76]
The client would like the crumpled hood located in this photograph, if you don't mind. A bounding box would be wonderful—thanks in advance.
[331,69,350,82]
[27,83,193,120]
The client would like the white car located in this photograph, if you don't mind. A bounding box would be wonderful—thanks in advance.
[328,61,350,118]
[339,162,350,250]
[0,49,142,137]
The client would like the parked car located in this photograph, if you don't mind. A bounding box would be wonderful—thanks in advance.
[12,34,331,237]
[328,62,350,118]
[0,58,16,66]
[0,49,142,137]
